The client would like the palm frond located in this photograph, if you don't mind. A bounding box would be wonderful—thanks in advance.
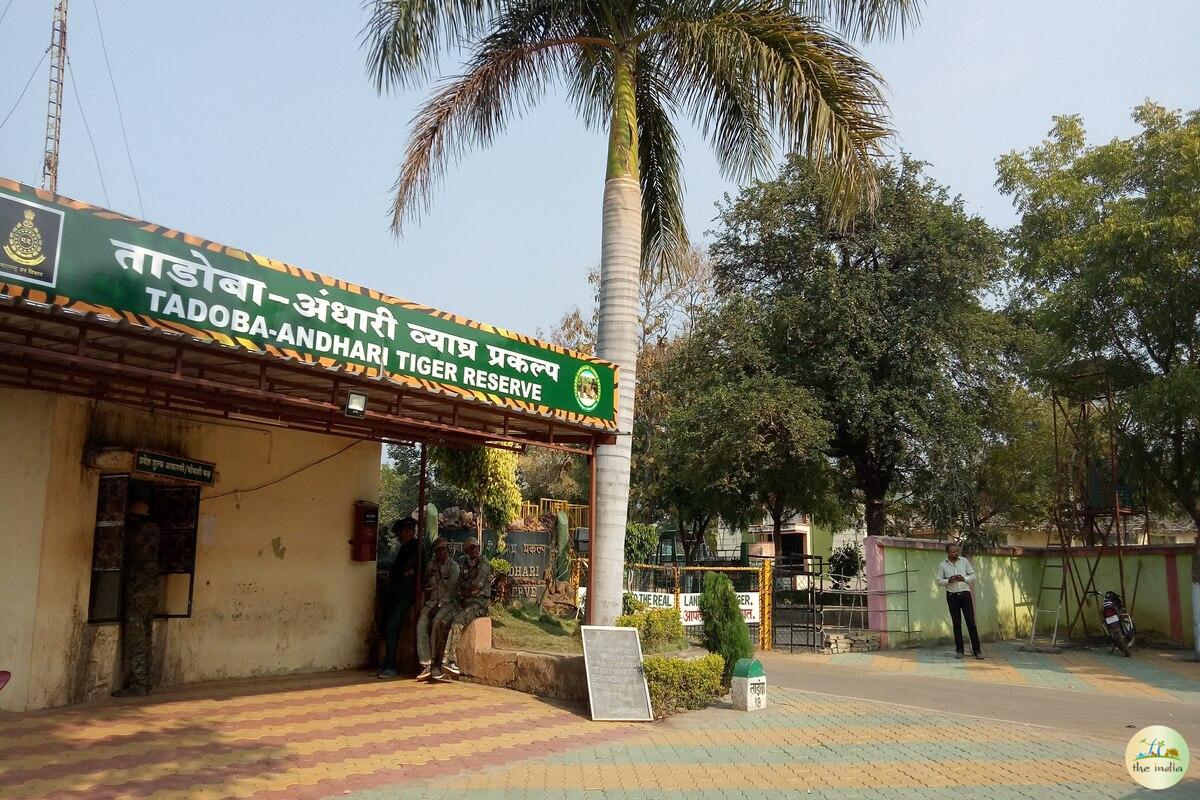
[800,0,923,42]
[644,27,774,183]
[391,38,566,231]
[361,0,503,92]
[637,79,689,281]
[566,45,614,131]
[652,2,891,217]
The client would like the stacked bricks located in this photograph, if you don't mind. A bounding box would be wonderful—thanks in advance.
[822,631,881,654]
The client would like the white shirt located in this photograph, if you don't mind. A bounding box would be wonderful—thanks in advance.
[936,557,976,594]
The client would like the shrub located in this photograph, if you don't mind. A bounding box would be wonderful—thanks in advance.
[622,591,647,615]
[829,541,865,588]
[642,654,724,716]
[697,572,753,682]
[489,557,513,576]
[830,541,864,578]
[615,607,685,653]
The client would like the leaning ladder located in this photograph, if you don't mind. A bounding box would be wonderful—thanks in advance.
[1027,547,1065,651]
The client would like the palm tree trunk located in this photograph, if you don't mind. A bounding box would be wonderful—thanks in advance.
[591,53,641,625]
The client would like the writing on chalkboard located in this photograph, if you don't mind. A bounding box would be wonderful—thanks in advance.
[580,626,653,721]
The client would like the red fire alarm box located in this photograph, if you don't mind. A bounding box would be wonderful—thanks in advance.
[350,501,379,562]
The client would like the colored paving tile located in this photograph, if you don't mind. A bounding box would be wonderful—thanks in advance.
[781,640,1200,704]
[0,673,1194,800]
[911,647,973,681]
[993,645,1094,691]
[1098,653,1200,705]
[401,688,1194,798]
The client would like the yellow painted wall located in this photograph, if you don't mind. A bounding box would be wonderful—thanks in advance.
[1,390,381,711]
[882,544,1041,647]
[0,390,57,710]
[880,539,1194,649]
[1057,551,1194,646]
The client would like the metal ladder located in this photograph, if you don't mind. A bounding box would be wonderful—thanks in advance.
[1027,549,1065,650]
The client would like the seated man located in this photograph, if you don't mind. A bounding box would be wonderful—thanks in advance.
[416,537,459,681]
[433,537,492,677]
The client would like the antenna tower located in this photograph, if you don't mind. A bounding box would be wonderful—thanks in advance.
[41,0,69,193]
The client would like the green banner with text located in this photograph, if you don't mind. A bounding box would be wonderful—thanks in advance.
[0,179,616,430]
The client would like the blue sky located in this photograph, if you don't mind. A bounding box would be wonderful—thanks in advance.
[0,2,1196,338]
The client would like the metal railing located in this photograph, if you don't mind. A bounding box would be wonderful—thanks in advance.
[624,561,773,651]
[520,498,590,530]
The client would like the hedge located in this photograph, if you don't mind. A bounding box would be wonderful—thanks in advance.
[615,607,685,653]
[642,654,725,716]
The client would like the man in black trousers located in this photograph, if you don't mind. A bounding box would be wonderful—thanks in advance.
[936,541,984,660]
[377,518,420,678]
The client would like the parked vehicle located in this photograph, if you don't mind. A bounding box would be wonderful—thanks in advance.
[1088,589,1136,656]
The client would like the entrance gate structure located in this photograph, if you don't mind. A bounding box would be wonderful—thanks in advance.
[0,176,621,621]
[771,553,824,652]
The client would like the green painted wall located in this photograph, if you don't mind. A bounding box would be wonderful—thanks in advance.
[809,524,834,562]
[1054,551,1194,646]
[881,546,1040,647]
[880,542,1193,649]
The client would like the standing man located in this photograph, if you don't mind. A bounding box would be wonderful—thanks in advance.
[416,537,459,680]
[936,541,984,660]
[114,499,160,697]
[434,538,493,678]
[377,517,420,679]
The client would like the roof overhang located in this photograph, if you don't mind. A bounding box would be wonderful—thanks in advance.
[0,178,618,453]
[0,296,613,453]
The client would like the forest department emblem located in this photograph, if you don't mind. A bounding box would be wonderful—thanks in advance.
[573,364,601,412]
[4,210,46,267]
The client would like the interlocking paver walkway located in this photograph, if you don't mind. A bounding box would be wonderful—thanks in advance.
[774,640,1200,705]
[0,670,1194,799]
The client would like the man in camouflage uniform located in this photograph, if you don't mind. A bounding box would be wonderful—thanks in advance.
[434,537,492,677]
[416,537,459,680]
[114,499,160,697]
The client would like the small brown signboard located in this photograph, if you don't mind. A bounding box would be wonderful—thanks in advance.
[134,450,215,485]
[580,625,653,722]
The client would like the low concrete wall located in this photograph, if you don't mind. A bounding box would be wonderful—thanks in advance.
[455,618,587,702]
[865,536,1195,649]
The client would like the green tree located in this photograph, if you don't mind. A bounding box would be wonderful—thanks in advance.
[997,102,1200,654]
[363,0,916,624]
[430,445,523,549]
[897,383,1056,546]
[378,460,418,530]
[651,298,835,560]
[377,461,417,561]
[624,521,659,565]
[386,443,464,511]
[516,448,588,505]
[710,154,1007,539]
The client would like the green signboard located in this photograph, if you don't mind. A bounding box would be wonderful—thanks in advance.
[134,450,216,485]
[0,178,617,430]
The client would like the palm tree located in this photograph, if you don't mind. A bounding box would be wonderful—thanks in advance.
[362,0,918,624]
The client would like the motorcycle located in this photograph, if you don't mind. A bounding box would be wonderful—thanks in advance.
[1089,589,1136,656]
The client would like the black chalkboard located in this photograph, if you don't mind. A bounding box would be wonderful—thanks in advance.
[580,626,654,721]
